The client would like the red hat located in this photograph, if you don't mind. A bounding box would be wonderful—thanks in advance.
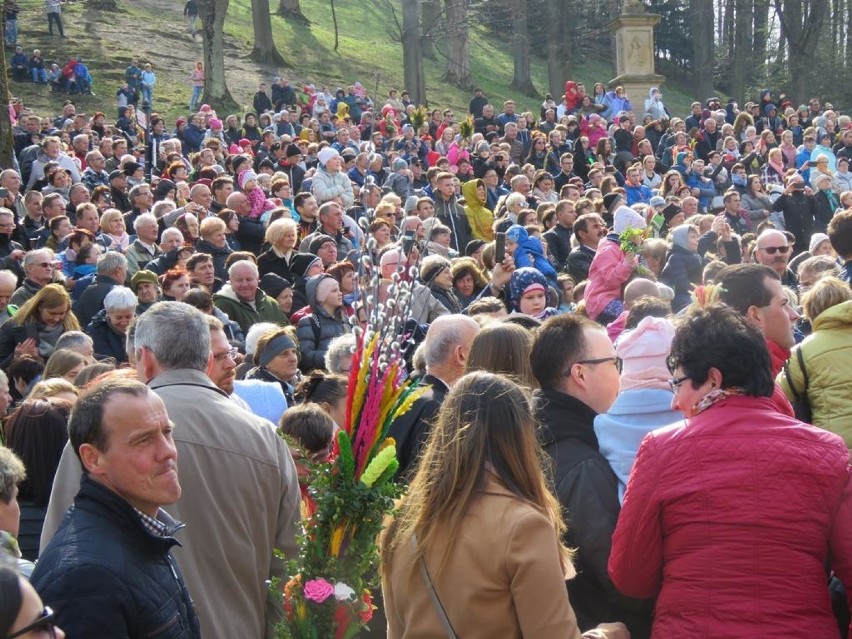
[238,138,252,147]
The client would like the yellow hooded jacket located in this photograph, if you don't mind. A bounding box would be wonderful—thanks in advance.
[462,179,495,242]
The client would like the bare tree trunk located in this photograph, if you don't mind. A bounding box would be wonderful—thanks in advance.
[250,0,287,64]
[692,0,715,99]
[847,0,852,63]
[773,0,828,103]
[198,0,237,110]
[723,0,734,50]
[403,0,426,104]
[752,0,769,83]
[0,46,12,170]
[546,0,571,98]
[831,0,839,50]
[421,0,440,59]
[510,0,537,96]
[442,0,472,89]
[277,0,309,23]
[716,0,724,41]
[731,0,752,103]
[330,0,339,51]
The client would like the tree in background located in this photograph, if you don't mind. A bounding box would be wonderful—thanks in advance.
[198,0,237,110]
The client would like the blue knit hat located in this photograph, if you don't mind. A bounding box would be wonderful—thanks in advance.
[507,267,547,312]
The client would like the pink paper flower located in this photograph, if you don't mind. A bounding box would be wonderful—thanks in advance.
[303,578,334,604]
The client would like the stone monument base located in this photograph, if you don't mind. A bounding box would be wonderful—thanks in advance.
[608,74,666,115]
[608,2,664,119]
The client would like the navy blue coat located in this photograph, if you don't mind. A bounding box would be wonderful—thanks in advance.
[32,475,201,638]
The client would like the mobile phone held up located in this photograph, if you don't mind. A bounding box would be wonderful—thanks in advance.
[495,232,506,263]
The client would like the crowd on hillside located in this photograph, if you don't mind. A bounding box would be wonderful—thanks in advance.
[1,60,852,639]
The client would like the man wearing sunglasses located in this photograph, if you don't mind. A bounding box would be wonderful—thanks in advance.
[32,377,201,638]
[753,229,798,289]
[530,315,651,637]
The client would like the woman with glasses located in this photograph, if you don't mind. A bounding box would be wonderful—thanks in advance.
[609,304,852,637]
[0,564,65,639]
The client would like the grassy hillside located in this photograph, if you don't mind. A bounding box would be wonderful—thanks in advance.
[6,0,698,123]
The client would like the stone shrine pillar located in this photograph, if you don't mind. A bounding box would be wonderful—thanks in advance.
[608,0,665,113]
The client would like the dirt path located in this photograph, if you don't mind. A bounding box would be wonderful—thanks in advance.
[81,0,275,112]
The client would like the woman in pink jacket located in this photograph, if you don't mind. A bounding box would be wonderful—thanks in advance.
[609,304,852,638]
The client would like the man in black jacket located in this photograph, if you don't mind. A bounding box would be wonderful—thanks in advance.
[72,251,127,329]
[543,199,576,270]
[388,314,479,479]
[32,377,201,638]
[566,213,606,284]
[530,314,651,638]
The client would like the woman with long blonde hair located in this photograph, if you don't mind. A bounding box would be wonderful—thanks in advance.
[381,372,625,638]
[0,284,80,367]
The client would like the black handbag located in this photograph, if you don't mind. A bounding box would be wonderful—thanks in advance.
[783,347,812,423]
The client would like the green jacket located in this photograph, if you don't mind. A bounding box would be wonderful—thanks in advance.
[778,300,852,447]
[213,284,287,335]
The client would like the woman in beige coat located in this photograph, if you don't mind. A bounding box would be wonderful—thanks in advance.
[380,371,627,639]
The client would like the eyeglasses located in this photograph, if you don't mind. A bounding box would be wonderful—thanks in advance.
[8,606,57,638]
[668,375,690,392]
[759,245,789,254]
[33,262,54,268]
[212,346,239,361]
[575,356,622,373]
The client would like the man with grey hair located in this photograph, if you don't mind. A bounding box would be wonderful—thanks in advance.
[162,183,213,228]
[388,314,479,479]
[753,228,799,289]
[73,251,127,328]
[125,213,162,276]
[213,260,285,334]
[54,330,95,363]
[124,183,154,229]
[42,301,301,639]
[10,248,57,306]
[81,150,109,191]
[147,227,187,275]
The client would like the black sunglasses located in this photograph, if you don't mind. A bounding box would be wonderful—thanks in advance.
[7,606,57,638]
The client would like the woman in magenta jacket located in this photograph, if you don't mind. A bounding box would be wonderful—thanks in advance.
[609,305,852,638]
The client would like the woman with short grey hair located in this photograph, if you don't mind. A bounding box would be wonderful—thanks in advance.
[84,286,137,364]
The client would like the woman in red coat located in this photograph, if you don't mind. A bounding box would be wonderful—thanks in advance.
[609,304,852,639]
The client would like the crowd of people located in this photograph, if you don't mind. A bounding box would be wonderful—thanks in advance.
[0,66,851,639]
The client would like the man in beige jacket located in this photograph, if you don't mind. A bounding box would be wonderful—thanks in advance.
[41,302,301,639]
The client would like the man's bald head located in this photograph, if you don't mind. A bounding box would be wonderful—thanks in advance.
[624,278,661,309]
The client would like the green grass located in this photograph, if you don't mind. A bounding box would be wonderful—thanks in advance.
[6,0,699,123]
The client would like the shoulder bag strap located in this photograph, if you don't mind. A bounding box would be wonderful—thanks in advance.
[412,535,459,639]
[783,358,802,402]
[796,345,810,392]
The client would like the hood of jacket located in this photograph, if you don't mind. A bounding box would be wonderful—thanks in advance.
[305,273,334,309]
[461,178,487,209]
[813,299,852,332]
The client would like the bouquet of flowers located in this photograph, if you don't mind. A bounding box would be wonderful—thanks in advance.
[273,249,426,639]
[619,227,654,278]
